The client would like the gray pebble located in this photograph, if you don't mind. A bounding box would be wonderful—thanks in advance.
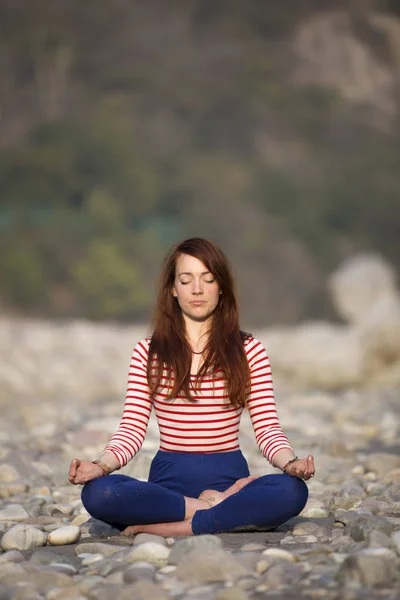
[0,503,29,522]
[75,542,126,557]
[0,465,20,483]
[1,524,47,551]
[337,548,398,587]
[215,588,249,600]
[0,583,13,600]
[0,549,25,563]
[133,533,167,546]
[346,513,394,543]
[123,562,156,583]
[85,517,121,538]
[234,551,262,571]
[174,549,250,585]
[240,542,265,551]
[120,580,169,600]
[263,562,306,587]
[123,542,170,567]
[47,562,78,575]
[29,549,77,567]
[168,535,223,565]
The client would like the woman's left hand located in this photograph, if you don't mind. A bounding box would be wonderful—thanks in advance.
[284,455,315,480]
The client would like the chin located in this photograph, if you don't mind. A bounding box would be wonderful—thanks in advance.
[190,314,211,323]
[185,310,212,323]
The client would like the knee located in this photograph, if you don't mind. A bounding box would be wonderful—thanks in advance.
[81,478,110,519]
[281,474,309,516]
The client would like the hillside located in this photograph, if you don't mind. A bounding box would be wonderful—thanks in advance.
[0,0,399,325]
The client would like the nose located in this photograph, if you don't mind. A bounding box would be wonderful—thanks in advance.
[192,279,203,295]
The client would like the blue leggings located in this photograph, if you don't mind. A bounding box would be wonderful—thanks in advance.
[81,450,308,535]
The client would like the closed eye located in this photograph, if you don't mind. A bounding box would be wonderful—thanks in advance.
[178,277,215,285]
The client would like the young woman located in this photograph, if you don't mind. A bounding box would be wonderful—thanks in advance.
[69,238,315,536]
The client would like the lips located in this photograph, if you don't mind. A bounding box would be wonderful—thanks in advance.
[190,301,205,306]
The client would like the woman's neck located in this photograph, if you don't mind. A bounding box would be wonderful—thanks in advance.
[184,316,211,352]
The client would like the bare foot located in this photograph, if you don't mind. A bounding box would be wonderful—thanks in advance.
[198,490,225,508]
[224,475,260,497]
[120,525,139,537]
[120,476,261,537]
[121,519,193,537]
[199,475,260,507]
[120,490,218,537]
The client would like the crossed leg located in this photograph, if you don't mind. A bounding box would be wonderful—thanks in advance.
[120,474,308,537]
[120,475,259,537]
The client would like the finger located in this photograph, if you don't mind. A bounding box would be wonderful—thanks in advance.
[295,461,309,479]
[307,455,316,475]
[301,460,309,475]
[294,461,307,477]
[291,466,303,478]
[301,459,310,478]
[69,458,80,478]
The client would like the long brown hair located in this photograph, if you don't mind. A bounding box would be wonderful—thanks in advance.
[147,238,251,408]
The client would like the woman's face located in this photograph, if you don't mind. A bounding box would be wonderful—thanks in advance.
[172,253,221,323]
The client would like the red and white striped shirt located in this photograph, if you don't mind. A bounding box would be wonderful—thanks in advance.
[104,336,293,467]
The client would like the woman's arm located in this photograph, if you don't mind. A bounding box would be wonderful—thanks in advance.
[245,338,295,467]
[69,339,153,484]
[97,338,153,470]
[245,338,315,480]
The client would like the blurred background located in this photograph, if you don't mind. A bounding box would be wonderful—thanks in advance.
[1,0,399,327]
[0,0,399,508]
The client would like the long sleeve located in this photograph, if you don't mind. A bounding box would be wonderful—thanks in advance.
[245,337,294,466]
[102,338,153,467]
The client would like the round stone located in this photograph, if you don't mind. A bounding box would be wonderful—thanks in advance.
[0,464,20,483]
[168,535,223,565]
[0,524,47,551]
[0,504,29,522]
[125,542,170,568]
[47,525,81,546]
[261,548,297,562]
[301,506,329,518]
[123,561,157,583]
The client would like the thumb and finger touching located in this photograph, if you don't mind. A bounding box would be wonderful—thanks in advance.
[68,458,81,479]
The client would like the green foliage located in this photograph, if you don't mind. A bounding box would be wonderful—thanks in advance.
[0,0,399,323]
[72,240,149,320]
[0,243,47,308]
[85,189,124,235]
[88,95,161,217]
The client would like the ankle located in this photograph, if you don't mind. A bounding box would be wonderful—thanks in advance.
[198,497,214,508]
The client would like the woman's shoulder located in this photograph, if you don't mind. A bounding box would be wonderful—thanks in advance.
[132,337,152,357]
[242,333,263,348]
[243,334,268,358]
[134,336,152,346]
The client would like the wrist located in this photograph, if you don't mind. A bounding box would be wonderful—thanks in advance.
[96,450,121,472]
[92,460,113,476]
[282,456,299,473]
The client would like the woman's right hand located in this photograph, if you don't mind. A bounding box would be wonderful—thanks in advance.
[68,458,104,485]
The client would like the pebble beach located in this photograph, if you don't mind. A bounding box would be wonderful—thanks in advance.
[0,315,399,600]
